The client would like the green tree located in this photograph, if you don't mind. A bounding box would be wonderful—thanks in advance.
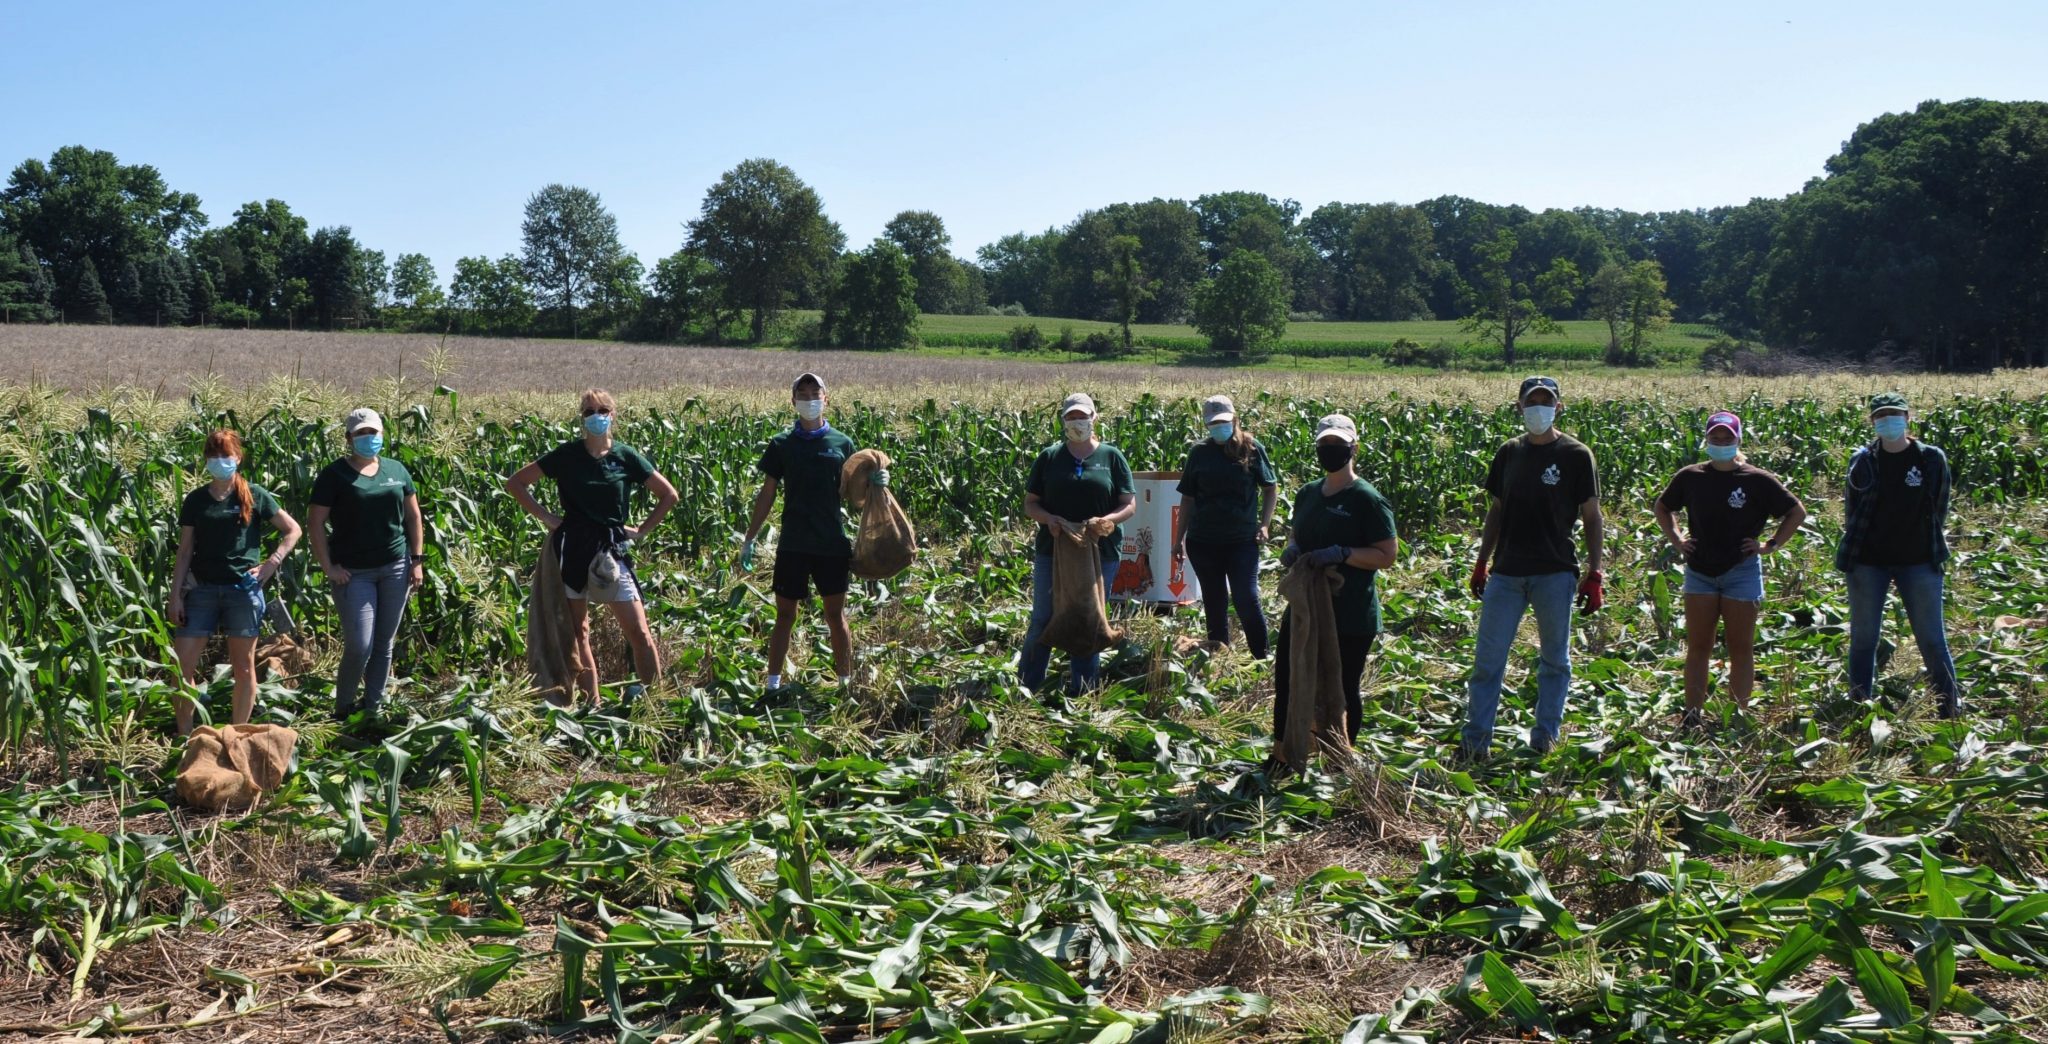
[976,229,1060,314]
[1459,229,1580,367]
[1095,234,1152,350]
[195,199,309,324]
[1588,261,1629,356]
[449,254,535,334]
[641,249,721,341]
[390,253,442,308]
[296,226,377,328]
[832,240,919,349]
[0,235,56,322]
[882,209,976,313]
[147,253,189,325]
[1191,249,1289,359]
[520,184,623,337]
[0,146,204,317]
[1622,260,1673,362]
[686,158,844,342]
[111,260,145,324]
[71,259,110,323]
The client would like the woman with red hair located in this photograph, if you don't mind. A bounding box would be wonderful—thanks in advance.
[168,429,302,734]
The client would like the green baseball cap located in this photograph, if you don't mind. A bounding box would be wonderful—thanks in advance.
[1868,392,1909,415]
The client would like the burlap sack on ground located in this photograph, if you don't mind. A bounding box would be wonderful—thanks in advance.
[175,723,299,810]
[1040,518,1121,658]
[1276,560,1351,769]
[526,536,584,706]
[254,634,316,681]
[841,449,917,580]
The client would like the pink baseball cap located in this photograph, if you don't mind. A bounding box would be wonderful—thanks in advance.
[1706,410,1742,438]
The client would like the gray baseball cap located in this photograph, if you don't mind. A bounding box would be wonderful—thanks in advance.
[1201,394,1236,424]
[1313,413,1357,444]
[792,372,826,395]
[1060,392,1097,418]
[343,407,384,434]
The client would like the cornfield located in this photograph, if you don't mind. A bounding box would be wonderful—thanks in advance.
[2,376,2045,1041]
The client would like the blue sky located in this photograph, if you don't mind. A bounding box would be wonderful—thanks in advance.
[6,1,2045,283]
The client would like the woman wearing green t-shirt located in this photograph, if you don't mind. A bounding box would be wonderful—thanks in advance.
[1274,414,1400,746]
[1020,392,1137,695]
[508,389,679,705]
[309,407,424,721]
[1171,394,1279,658]
[168,429,302,735]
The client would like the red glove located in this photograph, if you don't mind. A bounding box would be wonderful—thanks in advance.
[1577,569,1605,613]
[1468,560,1489,600]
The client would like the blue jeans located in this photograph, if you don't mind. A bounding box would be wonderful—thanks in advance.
[333,558,411,714]
[1847,563,1957,701]
[1184,539,1269,657]
[1019,551,1122,694]
[1463,571,1576,752]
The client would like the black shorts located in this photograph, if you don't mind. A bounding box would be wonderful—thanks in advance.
[773,550,852,601]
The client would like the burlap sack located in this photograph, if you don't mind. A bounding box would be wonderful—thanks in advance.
[527,536,584,706]
[1275,560,1351,769]
[841,449,917,580]
[254,634,316,681]
[1039,518,1121,658]
[175,723,299,810]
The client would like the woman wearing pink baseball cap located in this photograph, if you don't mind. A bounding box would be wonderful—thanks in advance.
[1652,410,1807,731]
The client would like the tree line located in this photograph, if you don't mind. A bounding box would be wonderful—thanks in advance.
[3,98,2044,368]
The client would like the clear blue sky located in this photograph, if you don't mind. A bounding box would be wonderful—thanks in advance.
[6,1,2045,283]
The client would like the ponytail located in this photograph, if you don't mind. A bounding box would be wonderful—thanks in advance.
[204,429,255,525]
[1225,423,1255,469]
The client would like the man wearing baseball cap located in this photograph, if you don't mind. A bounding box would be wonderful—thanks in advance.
[741,372,871,692]
[1836,392,1960,717]
[1653,409,1806,731]
[1460,376,1603,760]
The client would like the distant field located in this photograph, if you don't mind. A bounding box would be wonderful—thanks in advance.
[916,314,1721,352]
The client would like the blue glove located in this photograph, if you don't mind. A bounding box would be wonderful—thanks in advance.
[740,538,756,571]
[1279,543,1302,568]
[1305,545,1350,568]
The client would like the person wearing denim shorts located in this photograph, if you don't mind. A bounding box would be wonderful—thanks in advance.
[1171,395,1279,659]
[506,389,678,707]
[1835,392,1961,718]
[1653,410,1806,731]
[1460,376,1605,760]
[1018,392,1137,696]
[308,408,424,723]
[168,429,302,735]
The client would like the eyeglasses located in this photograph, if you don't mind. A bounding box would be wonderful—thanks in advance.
[581,407,613,417]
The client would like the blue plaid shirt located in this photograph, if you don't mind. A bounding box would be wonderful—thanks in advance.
[1834,439,1952,572]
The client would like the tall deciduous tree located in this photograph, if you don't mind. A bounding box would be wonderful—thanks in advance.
[1459,229,1579,367]
[641,249,721,342]
[195,199,309,324]
[1095,234,1152,350]
[450,254,535,334]
[686,159,844,342]
[390,253,442,308]
[0,146,203,317]
[520,184,622,337]
[1192,249,1289,359]
[883,210,975,314]
[833,239,919,349]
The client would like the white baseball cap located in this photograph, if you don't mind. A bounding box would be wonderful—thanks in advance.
[1313,413,1358,444]
[343,407,384,434]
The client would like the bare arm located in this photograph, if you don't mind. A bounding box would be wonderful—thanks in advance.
[1344,536,1399,572]
[404,493,426,589]
[259,509,302,584]
[1474,497,1504,566]
[636,471,680,538]
[1751,498,1808,555]
[1024,491,1076,535]
[1096,492,1137,527]
[1653,499,1691,553]
[1580,498,1604,572]
[506,461,562,530]
[744,478,779,542]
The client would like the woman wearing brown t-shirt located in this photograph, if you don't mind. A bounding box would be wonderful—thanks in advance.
[1653,410,1806,732]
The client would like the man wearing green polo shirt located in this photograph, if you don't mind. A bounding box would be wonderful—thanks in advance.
[742,372,879,691]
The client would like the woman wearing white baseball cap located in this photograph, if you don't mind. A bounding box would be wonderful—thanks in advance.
[1653,409,1805,731]
[1019,391,1137,695]
[308,407,424,724]
[1171,394,1278,657]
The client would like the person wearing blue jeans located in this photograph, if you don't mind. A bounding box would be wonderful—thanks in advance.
[1019,392,1137,695]
[1018,554,1124,693]
[1461,377,1605,760]
[1835,392,1959,718]
[309,407,425,721]
[1172,394,1279,658]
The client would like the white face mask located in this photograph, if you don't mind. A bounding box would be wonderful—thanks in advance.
[1522,404,1556,435]
[1063,417,1094,441]
[795,399,825,421]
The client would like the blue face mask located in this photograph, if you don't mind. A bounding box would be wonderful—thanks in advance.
[1522,405,1556,435]
[205,456,239,481]
[1704,442,1740,462]
[1208,422,1234,443]
[584,413,613,436]
[352,433,384,458]
[1873,416,1908,442]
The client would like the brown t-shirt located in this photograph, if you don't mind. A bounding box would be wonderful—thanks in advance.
[1656,462,1797,578]
[1484,434,1599,577]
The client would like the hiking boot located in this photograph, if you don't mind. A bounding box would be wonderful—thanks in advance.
[1452,741,1490,766]
[1937,693,1962,720]
[1528,729,1556,755]
[1679,707,1705,734]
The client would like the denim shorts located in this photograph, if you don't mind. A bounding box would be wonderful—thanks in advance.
[176,581,265,638]
[1682,555,1764,602]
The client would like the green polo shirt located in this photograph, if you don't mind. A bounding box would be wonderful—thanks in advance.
[178,483,281,585]
[1176,438,1277,544]
[759,425,857,556]
[310,457,416,569]
[1026,441,1135,562]
[539,440,655,528]
[1288,477,1398,636]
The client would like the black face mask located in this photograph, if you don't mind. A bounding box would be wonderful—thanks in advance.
[1316,441,1355,473]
